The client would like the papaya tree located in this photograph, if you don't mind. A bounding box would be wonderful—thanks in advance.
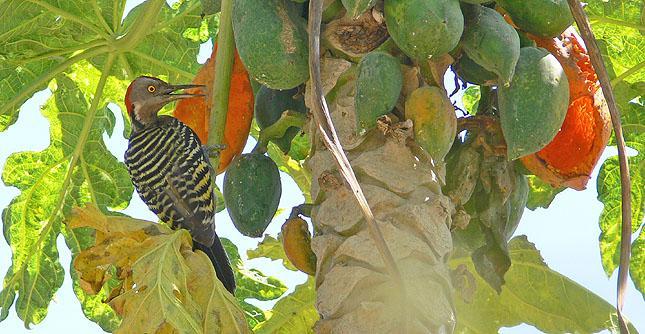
[0,0,643,333]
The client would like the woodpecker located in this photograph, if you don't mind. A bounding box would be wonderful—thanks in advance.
[123,76,236,294]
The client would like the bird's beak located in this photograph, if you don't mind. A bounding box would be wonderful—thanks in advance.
[160,84,206,103]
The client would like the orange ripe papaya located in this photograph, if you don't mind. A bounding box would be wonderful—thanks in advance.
[520,29,611,190]
[281,217,317,276]
[174,43,254,174]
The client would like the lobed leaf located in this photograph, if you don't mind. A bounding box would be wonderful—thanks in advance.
[221,238,288,328]
[67,205,250,334]
[247,234,298,271]
[453,236,635,333]
[0,74,131,328]
[253,278,318,334]
[0,0,211,328]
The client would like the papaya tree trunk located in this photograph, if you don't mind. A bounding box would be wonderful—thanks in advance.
[305,64,456,332]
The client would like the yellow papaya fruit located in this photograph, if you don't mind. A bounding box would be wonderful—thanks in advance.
[281,217,317,275]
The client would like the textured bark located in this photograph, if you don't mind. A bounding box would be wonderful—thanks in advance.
[305,60,456,333]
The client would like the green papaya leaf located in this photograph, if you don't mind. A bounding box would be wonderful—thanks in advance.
[587,0,644,298]
[526,175,565,210]
[247,234,298,271]
[0,0,213,327]
[341,0,376,19]
[587,0,644,299]
[460,4,520,85]
[453,236,636,333]
[597,147,644,277]
[221,239,288,328]
[0,75,131,329]
[253,278,318,334]
[632,231,645,297]
[462,85,480,115]
[586,0,644,88]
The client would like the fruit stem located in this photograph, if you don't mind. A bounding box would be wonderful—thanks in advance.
[208,0,235,170]
[252,111,308,154]
[566,1,632,333]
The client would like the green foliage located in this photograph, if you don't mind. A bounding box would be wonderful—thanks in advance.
[0,74,131,329]
[340,0,375,19]
[221,239,288,328]
[253,278,318,333]
[453,236,635,333]
[525,175,565,210]
[588,0,644,299]
[245,236,318,332]
[248,234,298,271]
[0,0,643,331]
[461,85,480,114]
[0,0,213,328]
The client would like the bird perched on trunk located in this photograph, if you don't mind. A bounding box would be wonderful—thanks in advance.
[123,76,236,294]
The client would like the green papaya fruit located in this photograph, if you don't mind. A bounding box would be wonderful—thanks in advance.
[255,86,307,153]
[355,51,403,133]
[223,154,282,237]
[505,170,528,239]
[517,29,536,48]
[453,53,497,85]
[405,86,457,162]
[233,0,309,89]
[384,0,464,59]
[444,136,482,206]
[498,47,569,160]
[496,0,573,38]
[460,4,520,85]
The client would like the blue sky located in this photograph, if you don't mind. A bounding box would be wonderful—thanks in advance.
[0,0,643,332]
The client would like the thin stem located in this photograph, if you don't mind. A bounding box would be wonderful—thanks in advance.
[253,111,307,154]
[116,0,165,50]
[567,1,633,333]
[207,0,235,169]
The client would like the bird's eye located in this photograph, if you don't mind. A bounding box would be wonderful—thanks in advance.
[147,85,156,93]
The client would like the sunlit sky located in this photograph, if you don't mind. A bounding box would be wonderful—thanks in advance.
[0,1,643,333]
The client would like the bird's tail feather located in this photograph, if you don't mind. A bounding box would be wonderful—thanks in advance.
[193,235,236,294]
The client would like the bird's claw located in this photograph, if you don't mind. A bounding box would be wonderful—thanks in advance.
[202,144,227,159]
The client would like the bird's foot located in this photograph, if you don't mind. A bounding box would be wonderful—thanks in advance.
[202,144,227,160]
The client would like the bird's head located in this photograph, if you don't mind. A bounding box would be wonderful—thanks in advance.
[125,76,204,129]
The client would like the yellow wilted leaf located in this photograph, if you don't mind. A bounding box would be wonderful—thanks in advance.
[67,205,249,334]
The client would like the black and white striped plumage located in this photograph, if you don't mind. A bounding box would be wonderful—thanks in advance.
[125,116,215,243]
[123,76,235,294]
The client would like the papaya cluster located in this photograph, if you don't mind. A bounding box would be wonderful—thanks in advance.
[445,123,528,291]
[221,0,604,279]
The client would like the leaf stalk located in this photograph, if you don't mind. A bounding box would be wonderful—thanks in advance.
[207,0,235,169]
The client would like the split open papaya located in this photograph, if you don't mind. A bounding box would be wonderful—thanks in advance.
[520,29,611,190]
